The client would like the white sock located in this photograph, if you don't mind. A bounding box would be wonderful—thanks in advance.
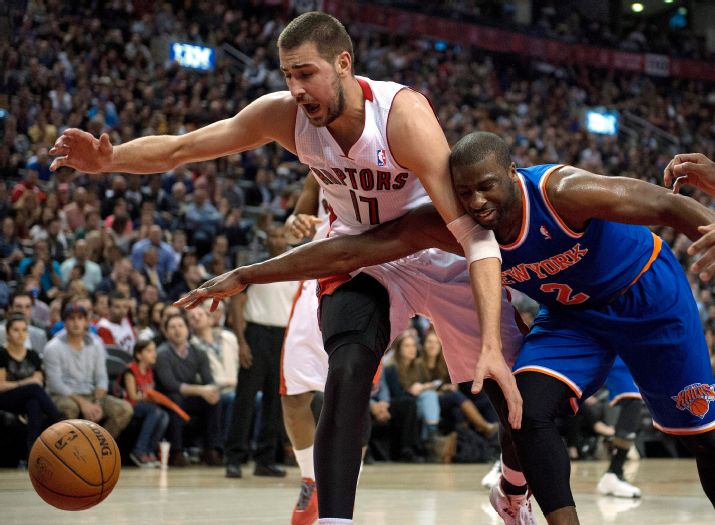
[318,519,352,524]
[295,445,315,480]
[502,457,527,487]
[356,459,364,488]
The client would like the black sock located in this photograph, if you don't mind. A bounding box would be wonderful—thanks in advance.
[608,447,629,478]
[501,477,528,495]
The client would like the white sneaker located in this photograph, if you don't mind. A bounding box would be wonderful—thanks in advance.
[597,472,641,498]
[481,459,502,489]
[489,481,538,525]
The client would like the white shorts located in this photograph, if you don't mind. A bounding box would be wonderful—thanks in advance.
[361,249,524,384]
[280,280,329,396]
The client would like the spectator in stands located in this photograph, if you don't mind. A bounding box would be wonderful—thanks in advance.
[59,239,102,293]
[44,302,133,439]
[122,338,169,468]
[130,225,177,283]
[383,332,441,448]
[18,239,62,302]
[0,292,48,353]
[62,186,95,232]
[245,168,275,207]
[199,234,232,274]
[0,217,23,264]
[154,314,222,467]
[0,313,64,458]
[370,370,423,462]
[225,226,297,478]
[97,257,133,295]
[187,302,238,443]
[422,330,498,438]
[136,247,168,299]
[184,187,222,255]
[11,167,44,205]
[96,291,137,354]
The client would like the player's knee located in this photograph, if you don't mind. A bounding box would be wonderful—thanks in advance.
[327,343,378,388]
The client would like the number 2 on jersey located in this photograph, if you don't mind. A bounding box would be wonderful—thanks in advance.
[540,283,590,305]
[350,190,380,225]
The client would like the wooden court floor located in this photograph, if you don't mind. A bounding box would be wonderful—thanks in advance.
[0,459,710,524]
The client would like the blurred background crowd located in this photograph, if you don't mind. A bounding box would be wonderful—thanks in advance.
[1,0,714,468]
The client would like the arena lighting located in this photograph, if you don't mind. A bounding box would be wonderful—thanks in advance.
[664,0,674,3]
[631,2,645,12]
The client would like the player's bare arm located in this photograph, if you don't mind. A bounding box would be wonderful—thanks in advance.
[49,92,299,173]
[547,166,715,239]
[174,204,451,311]
[388,90,519,424]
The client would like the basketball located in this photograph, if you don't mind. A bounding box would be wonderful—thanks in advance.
[28,420,121,511]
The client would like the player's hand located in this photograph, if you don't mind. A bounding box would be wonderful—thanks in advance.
[472,344,522,429]
[49,129,114,173]
[688,223,715,280]
[174,269,246,312]
[664,153,715,196]
[239,342,253,369]
[285,214,323,242]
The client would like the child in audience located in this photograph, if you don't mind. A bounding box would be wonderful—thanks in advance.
[123,338,170,467]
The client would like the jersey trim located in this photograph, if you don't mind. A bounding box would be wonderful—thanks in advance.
[500,173,531,251]
[621,233,661,294]
[356,77,374,102]
[538,165,583,239]
[652,418,715,436]
[514,365,583,398]
[385,87,411,170]
[609,392,642,407]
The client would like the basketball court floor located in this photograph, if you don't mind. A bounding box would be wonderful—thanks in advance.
[0,459,710,524]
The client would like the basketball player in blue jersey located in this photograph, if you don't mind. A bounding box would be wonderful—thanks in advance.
[49,13,524,525]
[190,132,715,524]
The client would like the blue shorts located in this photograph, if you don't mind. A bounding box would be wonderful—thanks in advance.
[514,244,715,435]
[604,357,641,406]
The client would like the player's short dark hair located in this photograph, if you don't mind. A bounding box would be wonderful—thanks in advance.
[10,291,33,307]
[278,11,354,66]
[450,132,512,174]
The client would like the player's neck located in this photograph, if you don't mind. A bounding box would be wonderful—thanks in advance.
[326,78,365,154]
[495,188,524,245]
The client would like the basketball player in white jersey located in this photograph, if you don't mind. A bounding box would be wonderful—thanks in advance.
[49,12,523,524]
[281,175,329,525]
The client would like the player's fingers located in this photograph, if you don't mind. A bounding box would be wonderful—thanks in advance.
[471,364,485,394]
[663,157,676,187]
[309,217,323,224]
[673,161,706,179]
[687,225,715,256]
[63,128,87,139]
[672,175,689,195]
[173,292,196,307]
[49,156,68,171]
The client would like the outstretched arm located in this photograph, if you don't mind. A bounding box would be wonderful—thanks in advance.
[50,92,297,174]
[548,166,715,240]
[174,205,455,311]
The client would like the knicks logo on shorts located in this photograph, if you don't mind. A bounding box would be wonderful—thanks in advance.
[672,383,715,418]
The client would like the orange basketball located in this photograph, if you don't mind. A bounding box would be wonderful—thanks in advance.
[28,419,121,511]
[690,398,710,417]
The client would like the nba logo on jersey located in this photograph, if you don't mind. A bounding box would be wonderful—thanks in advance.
[376,149,386,167]
[540,225,551,239]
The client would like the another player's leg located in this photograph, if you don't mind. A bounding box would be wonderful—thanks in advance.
[510,372,579,525]
[283,392,319,525]
[484,379,537,525]
[679,430,715,505]
[315,274,391,523]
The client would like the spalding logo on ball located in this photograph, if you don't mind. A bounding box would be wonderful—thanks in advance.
[28,419,121,511]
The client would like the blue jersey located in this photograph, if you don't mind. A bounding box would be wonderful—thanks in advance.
[500,164,660,309]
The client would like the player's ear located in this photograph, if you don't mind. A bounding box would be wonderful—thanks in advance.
[336,51,352,78]
[509,162,517,180]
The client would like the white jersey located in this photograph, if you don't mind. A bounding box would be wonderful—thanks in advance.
[295,76,432,236]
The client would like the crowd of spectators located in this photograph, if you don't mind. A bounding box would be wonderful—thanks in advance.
[1,0,714,466]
